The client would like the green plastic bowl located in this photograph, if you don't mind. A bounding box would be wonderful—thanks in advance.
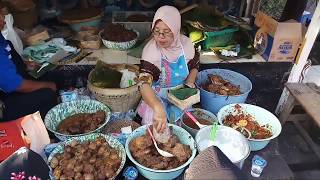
[125,124,197,180]
[203,27,238,50]
[44,99,111,141]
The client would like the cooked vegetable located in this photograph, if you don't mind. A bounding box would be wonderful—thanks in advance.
[223,105,272,139]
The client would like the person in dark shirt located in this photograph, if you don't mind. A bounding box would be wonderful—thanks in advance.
[0,13,57,121]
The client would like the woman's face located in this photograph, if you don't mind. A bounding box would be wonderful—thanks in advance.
[153,20,174,48]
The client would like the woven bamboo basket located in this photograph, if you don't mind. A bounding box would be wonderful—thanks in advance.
[87,64,142,112]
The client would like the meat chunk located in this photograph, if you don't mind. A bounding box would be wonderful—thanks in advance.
[172,143,192,162]
[129,136,152,152]
[130,133,192,170]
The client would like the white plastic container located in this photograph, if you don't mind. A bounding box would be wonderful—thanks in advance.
[195,125,250,169]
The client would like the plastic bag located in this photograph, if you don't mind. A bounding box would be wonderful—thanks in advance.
[137,100,154,126]
[0,112,50,161]
[1,14,23,55]
[137,100,171,143]
[119,69,137,88]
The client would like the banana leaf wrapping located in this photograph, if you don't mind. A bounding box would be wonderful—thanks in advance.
[89,61,122,88]
[169,88,198,100]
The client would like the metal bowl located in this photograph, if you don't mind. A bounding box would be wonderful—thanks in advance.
[179,108,218,137]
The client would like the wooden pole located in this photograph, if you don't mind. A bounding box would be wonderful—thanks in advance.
[275,2,320,115]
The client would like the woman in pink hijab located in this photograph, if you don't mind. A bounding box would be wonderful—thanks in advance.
[137,5,199,133]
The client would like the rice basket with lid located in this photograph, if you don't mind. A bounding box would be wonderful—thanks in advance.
[44,99,111,141]
[217,103,282,151]
[47,133,126,180]
[87,63,142,112]
[125,124,197,180]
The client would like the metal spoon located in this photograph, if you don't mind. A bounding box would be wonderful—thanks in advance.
[185,111,208,129]
[147,127,174,158]
[37,62,50,73]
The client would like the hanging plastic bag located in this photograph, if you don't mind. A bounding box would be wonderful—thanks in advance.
[137,100,154,126]
[119,69,137,88]
[1,14,23,55]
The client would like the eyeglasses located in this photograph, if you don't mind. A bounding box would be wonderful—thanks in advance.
[152,30,173,38]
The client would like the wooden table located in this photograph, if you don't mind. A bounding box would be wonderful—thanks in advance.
[279,83,320,159]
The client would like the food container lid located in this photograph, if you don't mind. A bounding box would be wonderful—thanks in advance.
[123,166,138,180]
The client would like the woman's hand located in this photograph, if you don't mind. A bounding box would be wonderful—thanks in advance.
[44,82,57,92]
[185,68,198,88]
[184,81,195,88]
[153,104,167,133]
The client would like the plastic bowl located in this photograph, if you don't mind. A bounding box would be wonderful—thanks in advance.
[125,124,197,180]
[44,99,111,141]
[99,30,139,51]
[179,108,218,137]
[217,103,282,151]
[196,69,252,114]
[195,125,250,169]
[47,133,126,180]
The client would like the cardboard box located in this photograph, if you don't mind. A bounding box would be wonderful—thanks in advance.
[254,11,302,62]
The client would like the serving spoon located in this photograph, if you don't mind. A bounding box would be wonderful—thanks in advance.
[185,111,208,129]
[147,127,174,158]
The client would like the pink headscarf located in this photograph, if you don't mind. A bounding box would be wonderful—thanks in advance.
[142,6,195,68]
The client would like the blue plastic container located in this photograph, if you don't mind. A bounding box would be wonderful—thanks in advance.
[196,69,252,114]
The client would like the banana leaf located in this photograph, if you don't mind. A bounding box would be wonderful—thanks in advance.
[169,87,198,100]
[89,61,122,88]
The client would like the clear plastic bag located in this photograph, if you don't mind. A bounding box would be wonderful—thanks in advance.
[119,69,137,88]
[152,124,171,144]
[1,14,23,55]
[137,101,154,126]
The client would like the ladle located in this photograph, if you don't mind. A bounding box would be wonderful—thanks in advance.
[185,111,208,129]
[147,127,174,158]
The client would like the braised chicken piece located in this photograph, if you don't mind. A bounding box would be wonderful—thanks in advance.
[204,74,241,96]
[50,137,122,180]
[57,110,106,135]
[129,133,192,170]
